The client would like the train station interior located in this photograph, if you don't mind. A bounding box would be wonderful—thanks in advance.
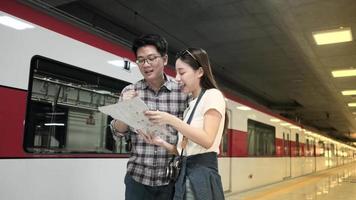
[1,1,356,200]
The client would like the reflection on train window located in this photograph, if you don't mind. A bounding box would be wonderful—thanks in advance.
[247,119,275,156]
[24,56,130,154]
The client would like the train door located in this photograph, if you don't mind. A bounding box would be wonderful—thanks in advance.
[219,109,232,192]
[283,130,292,179]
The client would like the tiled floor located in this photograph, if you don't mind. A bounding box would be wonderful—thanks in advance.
[225,162,356,200]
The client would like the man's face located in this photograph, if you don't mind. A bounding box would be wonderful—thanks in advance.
[136,45,167,82]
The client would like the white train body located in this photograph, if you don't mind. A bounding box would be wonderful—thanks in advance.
[0,2,355,200]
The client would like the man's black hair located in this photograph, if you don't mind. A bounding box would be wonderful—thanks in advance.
[132,34,168,56]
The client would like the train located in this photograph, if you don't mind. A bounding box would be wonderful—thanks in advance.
[1,1,355,200]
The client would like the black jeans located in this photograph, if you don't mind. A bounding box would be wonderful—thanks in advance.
[124,174,174,200]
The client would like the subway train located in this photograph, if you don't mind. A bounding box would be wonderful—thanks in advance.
[1,2,355,200]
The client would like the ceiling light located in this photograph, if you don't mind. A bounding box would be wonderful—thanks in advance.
[0,15,34,30]
[348,103,356,107]
[331,69,356,77]
[312,27,352,45]
[270,118,280,122]
[236,106,251,111]
[342,90,356,95]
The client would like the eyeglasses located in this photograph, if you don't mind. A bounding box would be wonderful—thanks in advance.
[176,49,202,66]
[135,55,162,65]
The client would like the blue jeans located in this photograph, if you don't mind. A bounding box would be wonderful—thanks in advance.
[124,174,174,200]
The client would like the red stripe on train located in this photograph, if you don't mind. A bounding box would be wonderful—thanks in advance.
[0,87,27,157]
[229,129,248,157]
[227,130,309,157]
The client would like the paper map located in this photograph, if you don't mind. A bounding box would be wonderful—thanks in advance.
[98,97,164,136]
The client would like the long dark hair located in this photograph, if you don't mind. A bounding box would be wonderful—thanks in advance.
[176,48,229,134]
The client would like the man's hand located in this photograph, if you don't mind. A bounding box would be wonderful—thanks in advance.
[122,89,138,101]
[137,129,165,146]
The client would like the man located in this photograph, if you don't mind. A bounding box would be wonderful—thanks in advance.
[110,34,188,199]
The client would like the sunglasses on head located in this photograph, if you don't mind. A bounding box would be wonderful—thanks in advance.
[176,49,202,67]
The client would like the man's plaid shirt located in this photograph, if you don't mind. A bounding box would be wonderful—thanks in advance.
[120,75,188,186]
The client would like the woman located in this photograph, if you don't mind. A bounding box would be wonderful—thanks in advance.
[142,48,226,200]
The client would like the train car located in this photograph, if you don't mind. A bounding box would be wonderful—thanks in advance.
[1,1,355,200]
[220,95,356,193]
[0,2,138,200]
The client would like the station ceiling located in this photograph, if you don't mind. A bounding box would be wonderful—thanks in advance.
[23,0,356,143]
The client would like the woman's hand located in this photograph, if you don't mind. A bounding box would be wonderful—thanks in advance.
[144,110,174,125]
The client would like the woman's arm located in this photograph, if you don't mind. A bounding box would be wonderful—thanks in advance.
[145,109,222,149]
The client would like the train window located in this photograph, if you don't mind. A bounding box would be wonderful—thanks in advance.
[282,132,291,156]
[318,141,325,156]
[283,133,285,155]
[247,119,276,156]
[284,133,290,156]
[295,133,300,156]
[330,144,335,157]
[312,139,316,156]
[24,56,130,154]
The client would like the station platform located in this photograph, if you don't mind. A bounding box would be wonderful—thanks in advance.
[225,162,356,200]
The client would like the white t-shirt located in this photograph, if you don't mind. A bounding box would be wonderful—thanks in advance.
[176,88,226,156]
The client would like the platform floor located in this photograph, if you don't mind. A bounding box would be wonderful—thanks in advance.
[225,162,356,200]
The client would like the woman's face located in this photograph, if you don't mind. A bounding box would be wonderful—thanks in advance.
[175,58,203,95]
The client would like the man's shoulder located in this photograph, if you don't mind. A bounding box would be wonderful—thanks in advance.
[165,75,181,89]
[123,79,146,91]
